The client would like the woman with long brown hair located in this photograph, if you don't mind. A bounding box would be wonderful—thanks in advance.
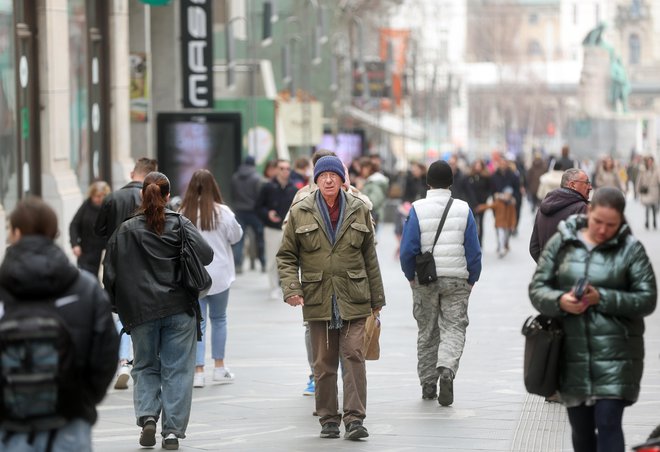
[179,169,242,388]
[103,171,213,450]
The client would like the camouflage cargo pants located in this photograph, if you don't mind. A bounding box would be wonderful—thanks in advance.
[412,277,471,385]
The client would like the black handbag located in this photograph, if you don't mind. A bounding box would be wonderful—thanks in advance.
[178,215,212,299]
[415,198,453,285]
[521,314,564,397]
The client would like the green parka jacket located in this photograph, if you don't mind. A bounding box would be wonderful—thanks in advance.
[529,215,657,404]
[277,190,386,322]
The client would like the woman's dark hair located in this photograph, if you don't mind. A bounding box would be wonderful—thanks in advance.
[139,171,170,235]
[179,169,223,231]
[9,196,59,239]
[590,187,626,216]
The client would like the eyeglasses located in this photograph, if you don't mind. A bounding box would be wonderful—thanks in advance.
[278,166,291,171]
[574,179,591,186]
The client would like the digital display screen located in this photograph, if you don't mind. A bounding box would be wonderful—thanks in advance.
[317,132,364,164]
[157,113,241,201]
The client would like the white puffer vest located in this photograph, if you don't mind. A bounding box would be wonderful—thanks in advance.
[412,189,470,279]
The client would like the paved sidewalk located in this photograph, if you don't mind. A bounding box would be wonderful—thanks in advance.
[93,197,660,451]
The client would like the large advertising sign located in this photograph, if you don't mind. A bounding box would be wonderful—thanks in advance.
[181,0,213,108]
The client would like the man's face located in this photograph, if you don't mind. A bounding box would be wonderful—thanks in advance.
[317,171,342,200]
[277,162,291,183]
[569,171,592,199]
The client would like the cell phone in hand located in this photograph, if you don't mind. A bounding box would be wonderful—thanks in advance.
[573,277,589,300]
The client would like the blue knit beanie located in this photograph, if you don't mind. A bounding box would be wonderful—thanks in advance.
[313,156,345,183]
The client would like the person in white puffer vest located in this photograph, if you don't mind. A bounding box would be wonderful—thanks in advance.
[399,160,482,407]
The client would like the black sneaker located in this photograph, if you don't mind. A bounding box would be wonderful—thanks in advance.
[422,382,437,400]
[320,422,340,439]
[139,417,157,447]
[438,367,454,407]
[162,433,179,450]
[344,421,369,440]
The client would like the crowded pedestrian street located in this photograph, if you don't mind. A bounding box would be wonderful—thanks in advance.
[92,197,660,452]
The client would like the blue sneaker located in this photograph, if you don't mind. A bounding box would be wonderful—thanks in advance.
[303,377,315,396]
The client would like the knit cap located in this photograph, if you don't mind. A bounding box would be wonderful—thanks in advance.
[426,160,453,188]
[313,156,346,183]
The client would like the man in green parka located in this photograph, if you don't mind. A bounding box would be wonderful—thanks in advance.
[277,156,385,441]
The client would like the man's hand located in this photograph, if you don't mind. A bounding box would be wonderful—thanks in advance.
[268,210,281,223]
[286,295,304,307]
[72,245,82,257]
[372,306,382,314]
[409,279,415,288]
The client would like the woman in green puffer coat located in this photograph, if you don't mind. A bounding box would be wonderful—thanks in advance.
[529,187,657,452]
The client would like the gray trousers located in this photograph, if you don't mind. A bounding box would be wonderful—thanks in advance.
[412,277,471,385]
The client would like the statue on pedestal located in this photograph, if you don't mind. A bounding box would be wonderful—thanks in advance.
[582,22,630,113]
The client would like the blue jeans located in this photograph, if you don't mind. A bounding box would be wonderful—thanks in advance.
[114,315,133,362]
[1,419,91,452]
[196,290,230,367]
[232,210,265,269]
[130,312,196,438]
[566,399,626,452]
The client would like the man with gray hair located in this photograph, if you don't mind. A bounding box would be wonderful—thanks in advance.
[529,168,591,262]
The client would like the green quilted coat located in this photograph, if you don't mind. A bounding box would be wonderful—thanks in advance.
[277,190,385,322]
[529,215,657,403]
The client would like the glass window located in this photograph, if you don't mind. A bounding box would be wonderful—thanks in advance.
[69,0,89,191]
[529,13,538,24]
[528,40,543,56]
[629,34,640,65]
[0,0,17,211]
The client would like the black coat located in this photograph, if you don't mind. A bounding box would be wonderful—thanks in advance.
[529,187,589,262]
[94,181,142,241]
[69,199,105,274]
[0,236,119,425]
[255,178,298,229]
[102,211,213,331]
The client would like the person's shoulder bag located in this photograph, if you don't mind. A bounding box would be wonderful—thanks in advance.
[521,314,564,397]
[415,198,453,285]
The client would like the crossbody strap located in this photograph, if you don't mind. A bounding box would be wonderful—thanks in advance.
[429,198,454,253]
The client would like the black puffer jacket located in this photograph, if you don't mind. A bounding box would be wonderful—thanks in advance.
[529,216,657,404]
[0,236,119,425]
[102,211,213,330]
[529,188,588,262]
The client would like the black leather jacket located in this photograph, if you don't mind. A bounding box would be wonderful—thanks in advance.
[102,211,213,331]
[0,236,119,425]
[94,180,142,241]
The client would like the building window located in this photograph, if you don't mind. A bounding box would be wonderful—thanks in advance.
[573,3,578,25]
[629,33,640,64]
[631,0,642,17]
[528,40,543,56]
[595,4,600,23]
[0,0,17,210]
[529,13,538,24]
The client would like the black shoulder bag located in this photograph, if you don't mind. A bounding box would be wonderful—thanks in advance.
[415,198,453,285]
[177,215,212,341]
[521,314,564,397]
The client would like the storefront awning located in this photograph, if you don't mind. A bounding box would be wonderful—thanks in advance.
[342,105,425,141]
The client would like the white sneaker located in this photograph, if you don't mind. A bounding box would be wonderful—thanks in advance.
[213,367,235,384]
[114,364,130,390]
[193,372,205,388]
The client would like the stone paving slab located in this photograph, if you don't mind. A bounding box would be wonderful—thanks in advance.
[92,198,660,451]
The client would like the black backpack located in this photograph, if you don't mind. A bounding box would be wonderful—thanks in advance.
[0,288,78,432]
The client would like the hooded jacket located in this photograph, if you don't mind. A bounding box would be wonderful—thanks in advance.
[0,236,119,425]
[529,187,588,262]
[102,211,213,330]
[231,164,263,211]
[529,216,656,404]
